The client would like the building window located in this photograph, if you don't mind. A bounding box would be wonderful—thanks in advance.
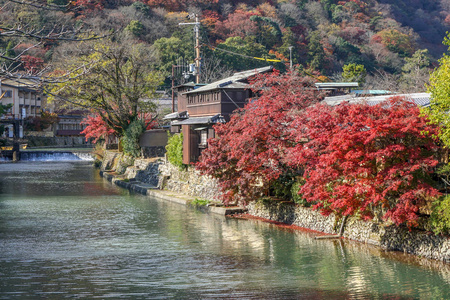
[3,90,12,98]
[200,130,207,146]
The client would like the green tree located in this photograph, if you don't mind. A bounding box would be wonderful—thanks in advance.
[277,28,301,66]
[0,98,12,137]
[153,36,193,75]
[166,132,184,169]
[307,31,326,72]
[342,63,366,85]
[427,33,450,146]
[215,36,269,71]
[125,20,144,37]
[49,39,163,138]
[375,29,415,57]
[122,119,146,157]
[249,15,282,49]
[401,49,430,91]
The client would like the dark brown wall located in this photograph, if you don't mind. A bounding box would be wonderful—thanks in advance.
[182,125,200,164]
[185,89,250,118]
[139,129,168,147]
[175,86,194,112]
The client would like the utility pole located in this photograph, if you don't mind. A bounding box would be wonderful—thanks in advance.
[194,14,200,84]
[288,46,293,70]
[179,14,201,84]
[171,65,176,113]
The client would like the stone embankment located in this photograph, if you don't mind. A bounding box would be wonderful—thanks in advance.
[247,199,450,263]
[98,150,450,263]
[99,151,244,216]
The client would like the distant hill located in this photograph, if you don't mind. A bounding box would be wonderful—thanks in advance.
[2,0,449,91]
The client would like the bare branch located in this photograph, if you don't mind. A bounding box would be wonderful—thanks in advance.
[0,24,113,41]
[6,0,70,11]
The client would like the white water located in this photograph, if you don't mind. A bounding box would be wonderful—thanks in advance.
[20,151,94,161]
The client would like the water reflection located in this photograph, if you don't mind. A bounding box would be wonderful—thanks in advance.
[0,162,449,299]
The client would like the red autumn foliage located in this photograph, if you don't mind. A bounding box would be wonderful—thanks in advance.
[196,70,321,205]
[81,111,157,143]
[139,111,158,130]
[214,10,259,40]
[287,97,440,227]
[338,0,366,10]
[73,0,106,11]
[20,55,44,74]
[81,114,115,143]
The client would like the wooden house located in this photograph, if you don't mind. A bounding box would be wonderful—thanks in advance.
[166,66,273,164]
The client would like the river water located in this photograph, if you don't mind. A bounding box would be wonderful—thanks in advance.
[0,161,449,299]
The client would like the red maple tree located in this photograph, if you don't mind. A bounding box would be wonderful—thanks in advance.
[20,55,44,75]
[196,70,321,205]
[81,114,115,143]
[287,97,440,226]
[81,111,157,143]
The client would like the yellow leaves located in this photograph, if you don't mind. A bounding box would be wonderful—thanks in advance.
[165,11,189,23]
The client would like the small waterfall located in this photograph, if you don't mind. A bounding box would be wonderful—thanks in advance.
[20,151,94,161]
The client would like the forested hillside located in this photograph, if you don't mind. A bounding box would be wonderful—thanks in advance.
[2,0,450,91]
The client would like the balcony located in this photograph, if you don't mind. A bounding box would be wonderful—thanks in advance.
[56,129,83,136]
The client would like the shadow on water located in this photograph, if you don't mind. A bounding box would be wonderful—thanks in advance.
[0,162,449,299]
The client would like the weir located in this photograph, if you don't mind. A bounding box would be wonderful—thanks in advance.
[0,150,94,161]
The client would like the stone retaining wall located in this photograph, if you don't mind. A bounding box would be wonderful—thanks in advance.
[158,161,219,201]
[26,136,91,147]
[100,150,163,187]
[248,200,450,263]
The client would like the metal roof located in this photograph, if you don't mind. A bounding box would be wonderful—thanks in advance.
[323,93,430,107]
[171,114,225,125]
[183,66,273,95]
[163,111,188,120]
[315,82,359,89]
[352,90,393,95]
[173,82,206,89]
[0,78,40,91]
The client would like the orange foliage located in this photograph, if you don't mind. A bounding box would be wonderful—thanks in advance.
[373,29,414,56]
[269,50,288,62]
[256,3,276,18]
[201,10,221,29]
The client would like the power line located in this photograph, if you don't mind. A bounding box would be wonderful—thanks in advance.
[204,43,283,63]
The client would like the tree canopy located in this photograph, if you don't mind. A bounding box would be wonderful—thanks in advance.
[197,69,440,227]
[49,39,164,137]
[288,97,439,227]
[196,70,320,205]
[427,33,450,147]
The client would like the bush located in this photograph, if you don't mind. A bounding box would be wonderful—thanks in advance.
[191,198,210,207]
[125,20,144,36]
[291,179,310,206]
[93,159,102,168]
[270,173,295,200]
[122,119,146,157]
[166,132,184,169]
[429,195,450,235]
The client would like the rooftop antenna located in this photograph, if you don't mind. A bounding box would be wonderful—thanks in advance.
[179,14,201,84]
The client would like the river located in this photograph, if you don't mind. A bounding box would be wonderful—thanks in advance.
[0,161,449,299]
